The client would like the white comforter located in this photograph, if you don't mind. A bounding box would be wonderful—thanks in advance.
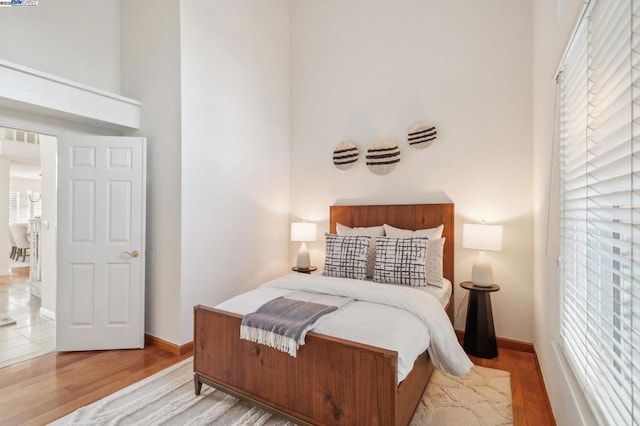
[216,273,472,381]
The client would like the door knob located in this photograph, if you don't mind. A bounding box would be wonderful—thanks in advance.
[122,250,140,258]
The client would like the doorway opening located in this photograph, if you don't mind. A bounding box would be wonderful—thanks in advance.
[0,126,57,368]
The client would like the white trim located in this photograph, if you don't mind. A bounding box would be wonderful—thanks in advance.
[0,60,141,106]
[0,60,141,131]
[551,339,599,425]
[553,0,592,80]
[0,106,120,138]
[39,306,56,322]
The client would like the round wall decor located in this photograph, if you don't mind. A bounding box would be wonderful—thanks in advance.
[332,141,359,170]
[366,140,400,175]
[407,123,437,149]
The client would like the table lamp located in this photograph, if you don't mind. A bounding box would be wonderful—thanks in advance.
[291,222,317,269]
[462,222,503,287]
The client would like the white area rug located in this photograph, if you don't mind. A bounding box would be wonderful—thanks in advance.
[51,357,512,426]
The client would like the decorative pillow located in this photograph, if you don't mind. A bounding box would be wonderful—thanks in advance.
[373,237,428,286]
[322,233,371,280]
[336,223,384,279]
[425,238,445,288]
[383,223,444,239]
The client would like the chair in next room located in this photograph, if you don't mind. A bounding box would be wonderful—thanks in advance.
[10,224,29,262]
[8,229,17,260]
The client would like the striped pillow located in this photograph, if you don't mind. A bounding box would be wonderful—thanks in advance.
[373,237,428,286]
[322,234,371,280]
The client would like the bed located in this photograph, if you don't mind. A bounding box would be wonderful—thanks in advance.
[193,203,467,425]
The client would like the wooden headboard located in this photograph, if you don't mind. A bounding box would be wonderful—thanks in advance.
[330,203,455,315]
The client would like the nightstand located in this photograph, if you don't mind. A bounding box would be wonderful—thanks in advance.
[460,281,500,358]
[291,266,317,274]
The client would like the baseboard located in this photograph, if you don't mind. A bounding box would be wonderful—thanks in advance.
[144,334,193,356]
[455,329,535,353]
[534,346,557,424]
[39,307,56,322]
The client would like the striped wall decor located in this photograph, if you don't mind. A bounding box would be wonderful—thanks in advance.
[408,123,437,149]
[366,140,400,175]
[332,141,359,170]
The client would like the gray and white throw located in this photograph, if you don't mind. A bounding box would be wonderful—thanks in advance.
[240,292,352,357]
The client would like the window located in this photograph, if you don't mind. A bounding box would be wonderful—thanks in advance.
[558,0,640,424]
[9,191,41,225]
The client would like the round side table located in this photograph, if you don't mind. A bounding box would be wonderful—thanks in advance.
[291,266,317,274]
[460,281,500,358]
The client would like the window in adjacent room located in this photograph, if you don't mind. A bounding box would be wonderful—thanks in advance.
[9,191,42,225]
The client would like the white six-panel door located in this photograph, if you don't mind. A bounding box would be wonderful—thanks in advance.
[56,135,146,351]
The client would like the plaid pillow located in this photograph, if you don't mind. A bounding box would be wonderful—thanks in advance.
[322,234,370,280]
[336,223,384,279]
[373,237,428,286]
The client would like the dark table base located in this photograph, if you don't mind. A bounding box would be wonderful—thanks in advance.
[464,290,498,358]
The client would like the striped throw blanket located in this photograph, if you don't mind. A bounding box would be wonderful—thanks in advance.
[240,292,352,357]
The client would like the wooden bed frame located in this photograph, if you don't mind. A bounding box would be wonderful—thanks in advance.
[194,203,455,425]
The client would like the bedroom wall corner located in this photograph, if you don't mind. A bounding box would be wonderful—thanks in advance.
[533,0,597,425]
[121,0,183,345]
[532,0,597,424]
[289,0,534,344]
[179,0,291,344]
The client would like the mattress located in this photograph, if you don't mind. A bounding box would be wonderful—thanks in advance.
[216,274,470,382]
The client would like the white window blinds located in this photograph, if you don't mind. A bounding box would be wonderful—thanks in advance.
[558,0,640,424]
[8,192,42,225]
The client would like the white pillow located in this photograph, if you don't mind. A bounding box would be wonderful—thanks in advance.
[383,223,444,239]
[336,223,384,279]
[425,238,445,288]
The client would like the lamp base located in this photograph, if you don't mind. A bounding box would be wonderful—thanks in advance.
[471,252,494,287]
[296,242,310,269]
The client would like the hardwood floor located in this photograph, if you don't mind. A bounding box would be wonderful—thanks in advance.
[0,347,191,425]
[0,265,29,284]
[0,344,555,425]
[469,348,556,426]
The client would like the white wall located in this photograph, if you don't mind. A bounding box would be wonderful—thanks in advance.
[121,0,183,345]
[533,0,597,424]
[39,135,57,315]
[0,158,9,275]
[179,0,291,344]
[290,0,534,341]
[0,0,121,93]
[9,177,40,193]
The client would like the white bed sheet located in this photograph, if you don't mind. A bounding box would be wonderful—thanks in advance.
[216,274,469,382]
[418,278,452,306]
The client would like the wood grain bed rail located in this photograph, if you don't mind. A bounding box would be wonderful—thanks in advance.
[194,305,405,425]
[194,203,455,425]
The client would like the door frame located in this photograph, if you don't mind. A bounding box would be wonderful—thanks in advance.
[0,111,129,325]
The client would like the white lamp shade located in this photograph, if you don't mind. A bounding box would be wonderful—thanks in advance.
[462,223,503,251]
[291,222,317,242]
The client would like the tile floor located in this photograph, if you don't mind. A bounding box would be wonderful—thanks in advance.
[0,267,55,368]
